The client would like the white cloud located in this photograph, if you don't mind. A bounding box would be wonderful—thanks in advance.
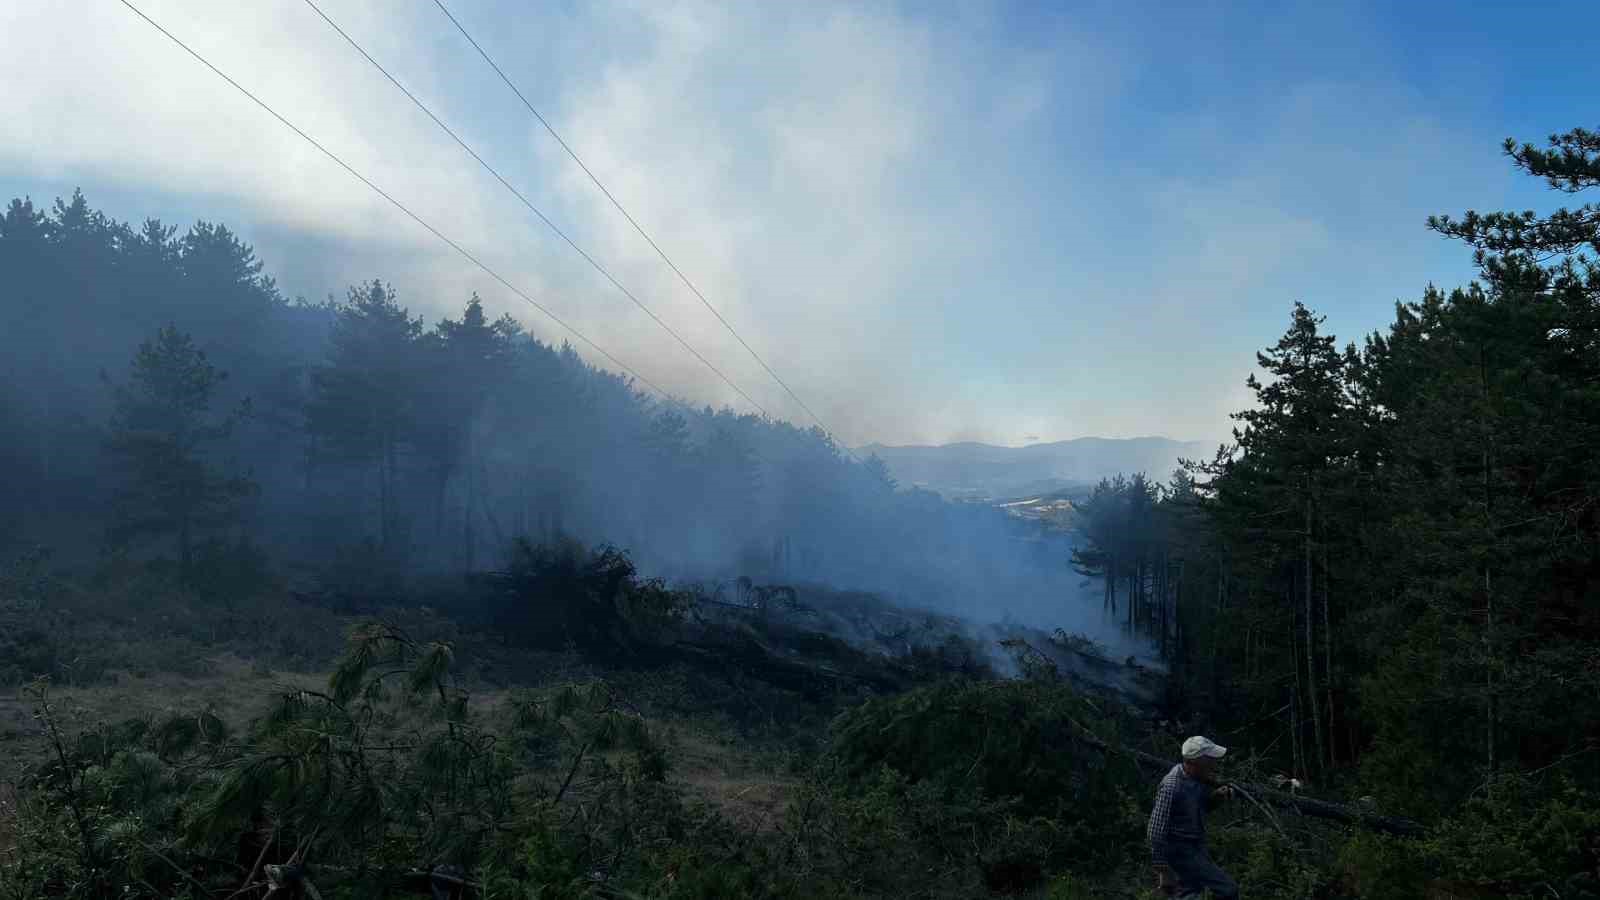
[6,2,485,242]
[0,0,1505,448]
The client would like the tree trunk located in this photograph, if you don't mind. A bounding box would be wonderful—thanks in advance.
[1145,557,1152,631]
[478,461,507,552]
[1485,564,1495,775]
[1173,558,1182,637]
[1105,554,1115,617]
[38,386,54,522]
[1142,557,1150,631]
[1160,552,1170,650]
[1146,556,1154,640]
[463,428,476,571]
[1163,555,1172,655]
[1127,566,1135,629]
[378,427,395,553]
[1174,558,1185,666]
[433,463,450,549]
[1321,543,1335,767]
[1290,610,1304,780]
[1304,495,1326,772]
[1213,556,1225,681]
[385,441,397,552]
[1479,344,1497,775]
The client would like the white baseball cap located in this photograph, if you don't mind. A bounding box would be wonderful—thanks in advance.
[1182,736,1227,760]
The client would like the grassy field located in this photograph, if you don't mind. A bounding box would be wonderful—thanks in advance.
[0,647,800,846]
[0,569,844,894]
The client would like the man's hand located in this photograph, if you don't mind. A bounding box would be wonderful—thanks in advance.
[1154,864,1174,889]
[1214,784,1234,801]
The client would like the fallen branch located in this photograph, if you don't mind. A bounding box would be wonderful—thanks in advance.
[1063,717,1426,837]
[229,825,276,900]
[1224,781,1288,841]
[295,864,484,897]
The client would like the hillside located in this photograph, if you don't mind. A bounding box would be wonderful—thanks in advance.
[857,436,1212,501]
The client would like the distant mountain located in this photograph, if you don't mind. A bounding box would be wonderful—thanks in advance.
[855,436,1212,502]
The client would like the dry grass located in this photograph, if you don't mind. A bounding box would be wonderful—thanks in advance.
[0,652,325,772]
[1,647,798,836]
[668,730,796,831]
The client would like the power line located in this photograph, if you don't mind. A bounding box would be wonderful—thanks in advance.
[430,0,862,460]
[115,0,690,412]
[302,0,770,420]
[116,0,865,483]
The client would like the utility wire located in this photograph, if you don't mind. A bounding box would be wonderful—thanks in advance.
[302,0,771,419]
[118,0,867,495]
[114,0,682,407]
[430,0,861,460]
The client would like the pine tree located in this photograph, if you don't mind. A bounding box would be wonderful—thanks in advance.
[697,419,764,558]
[1428,127,1600,285]
[0,198,55,523]
[1226,303,1354,773]
[104,325,255,573]
[422,294,520,568]
[305,280,425,554]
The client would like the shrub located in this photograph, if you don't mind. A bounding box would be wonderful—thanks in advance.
[1207,821,1325,900]
[185,535,275,605]
[1337,832,1431,900]
[313,536,409,612]
[0,626,58,687]
[821,678,1146,888]
[0,545,56,612]
[1422,774,1600,899]
[2,624,680,899]
[477,538,686,660]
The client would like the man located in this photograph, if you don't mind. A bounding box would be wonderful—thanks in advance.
[1148,735,1238,899]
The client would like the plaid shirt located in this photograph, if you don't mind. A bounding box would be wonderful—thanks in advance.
[1148,764,1212,866]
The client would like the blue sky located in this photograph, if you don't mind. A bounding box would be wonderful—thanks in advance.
[3,0,1593,448]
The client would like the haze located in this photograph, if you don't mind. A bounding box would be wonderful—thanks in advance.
[8,0,1592,448]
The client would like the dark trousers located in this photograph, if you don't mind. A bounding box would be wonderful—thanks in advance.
[1168,843,1239,899]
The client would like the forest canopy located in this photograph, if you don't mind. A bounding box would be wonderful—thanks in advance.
[1068,127,1600,832]
[0,190,1081,629]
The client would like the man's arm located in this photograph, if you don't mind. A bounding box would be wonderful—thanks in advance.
[1148,777,1177,866]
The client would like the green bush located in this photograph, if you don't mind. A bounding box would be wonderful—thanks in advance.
[1423,775,1600,899]
[1336,832,1430,900]
[0,547,69,686]
[0,545,56,612]
[0,684,226,899]
[1207,821,1325,900]
[2,626,683,900]
[0,625,59,687]
[478,538,687,660]
[315,536,408,610]
[186,535,276,605]
[821,678,1146,888]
